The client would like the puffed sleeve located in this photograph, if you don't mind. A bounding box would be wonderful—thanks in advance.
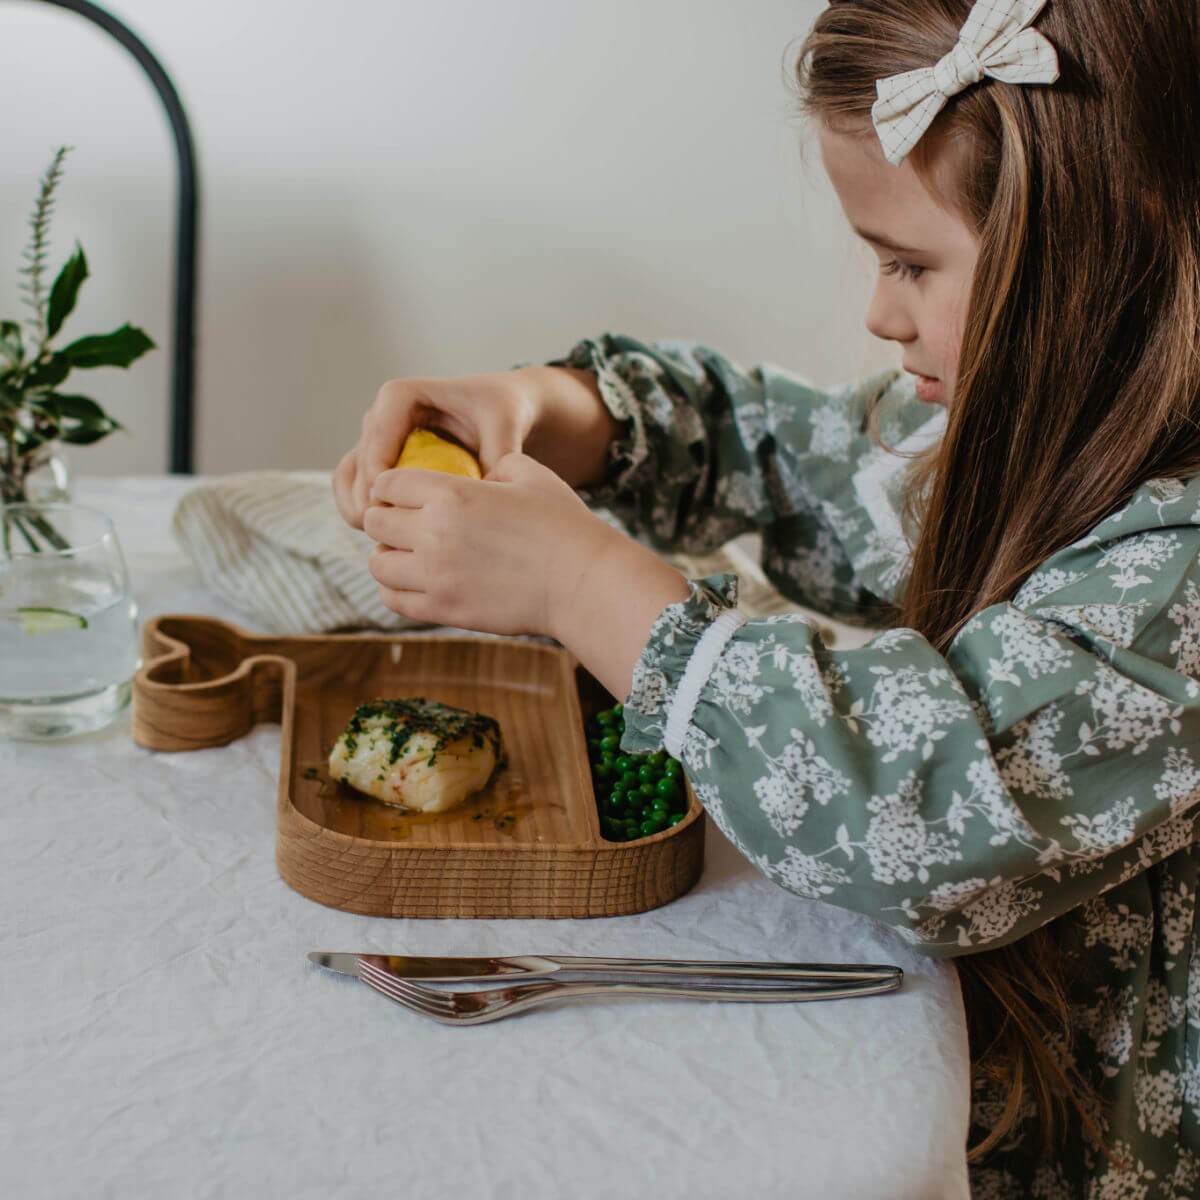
[618,543,1200,958]
[548,332,945,625]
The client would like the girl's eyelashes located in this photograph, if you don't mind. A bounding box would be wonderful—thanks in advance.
[881,258,925,282]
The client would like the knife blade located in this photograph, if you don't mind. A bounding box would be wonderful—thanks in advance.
[308,951,903,986]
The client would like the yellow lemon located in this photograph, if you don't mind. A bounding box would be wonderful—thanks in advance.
[395,428,482,479]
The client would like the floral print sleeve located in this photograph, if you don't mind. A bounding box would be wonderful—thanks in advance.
[614,488,1200,959]
[549,332,946,625]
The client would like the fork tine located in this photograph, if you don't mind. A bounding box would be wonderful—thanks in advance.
[359,963,456,1015]
[358,961,526,1025]
[358,959,448,1005]
[357,958,436,996]
[359,960,462,1017]
[360,973,459,1022]
[357,968,433,1018]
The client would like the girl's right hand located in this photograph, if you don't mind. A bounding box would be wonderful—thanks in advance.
[333,370,541,529]
[333,365,619,529]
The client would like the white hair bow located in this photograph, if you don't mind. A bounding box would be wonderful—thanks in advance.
[871,0,1060,167]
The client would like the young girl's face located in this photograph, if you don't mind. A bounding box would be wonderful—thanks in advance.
[818,125,980,407]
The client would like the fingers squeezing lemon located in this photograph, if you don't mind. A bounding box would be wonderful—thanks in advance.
[395,428,482,479]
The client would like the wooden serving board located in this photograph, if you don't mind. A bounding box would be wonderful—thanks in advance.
[132,616,704,918]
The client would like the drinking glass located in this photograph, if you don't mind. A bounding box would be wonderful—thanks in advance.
[0,503,140,739]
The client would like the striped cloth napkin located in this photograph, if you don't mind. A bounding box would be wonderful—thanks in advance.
[171,471,834,637]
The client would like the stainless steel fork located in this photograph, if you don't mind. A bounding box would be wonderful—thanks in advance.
[356,957,902,1025]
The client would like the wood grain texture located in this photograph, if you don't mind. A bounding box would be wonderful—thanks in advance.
[133,616,704,917]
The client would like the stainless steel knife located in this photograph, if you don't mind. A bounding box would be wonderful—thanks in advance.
[308,951,903,986]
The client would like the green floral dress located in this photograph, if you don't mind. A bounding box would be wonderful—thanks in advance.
[551,333,1200,1199]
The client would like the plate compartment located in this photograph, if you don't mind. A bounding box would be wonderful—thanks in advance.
[132,615,704,918]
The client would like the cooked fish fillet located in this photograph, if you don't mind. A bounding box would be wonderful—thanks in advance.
[329,697,505,813]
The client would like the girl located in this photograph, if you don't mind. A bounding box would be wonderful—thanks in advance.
[333,1,1200,1194]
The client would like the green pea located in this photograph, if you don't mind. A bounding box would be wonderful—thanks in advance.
[650,751,668,768]
[668,813,684,827]
[654,777,680,801]
[636,782,654,799]
[613,703,624,715]
[588,737,603,754]
[596,709,615,727]
[615,756,636,775]
[620,770,639,791]
[664,759,682,778]
[639,818,665,837]
[637,762,658,783]
[598,734,619,754]
[594,762,614,781]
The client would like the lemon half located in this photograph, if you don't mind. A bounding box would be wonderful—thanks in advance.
[395,428,482,478]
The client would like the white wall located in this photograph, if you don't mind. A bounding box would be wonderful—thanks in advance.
[0,0,896,477]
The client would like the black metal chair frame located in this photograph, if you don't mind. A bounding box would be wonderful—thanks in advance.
[14,0,198,473]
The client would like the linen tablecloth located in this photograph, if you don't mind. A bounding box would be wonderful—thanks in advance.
[1,476,971,1200]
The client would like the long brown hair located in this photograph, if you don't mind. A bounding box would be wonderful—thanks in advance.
[793,0,1200,1166]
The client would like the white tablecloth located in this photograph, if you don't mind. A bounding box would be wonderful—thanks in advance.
[2,477,971,1200]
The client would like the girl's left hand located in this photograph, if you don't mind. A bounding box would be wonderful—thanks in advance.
[363,452,619,638]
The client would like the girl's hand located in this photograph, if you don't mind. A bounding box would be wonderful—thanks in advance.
[363,451,617,638]
[365,449,692,700]
[334,371,541,529]
[334,366,622,531]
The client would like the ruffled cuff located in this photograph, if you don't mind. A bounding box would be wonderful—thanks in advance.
[620,571,743,756]
[545,337,652,508]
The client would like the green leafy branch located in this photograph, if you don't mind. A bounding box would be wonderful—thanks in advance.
[18,145,69,345]
[1,146,156,516]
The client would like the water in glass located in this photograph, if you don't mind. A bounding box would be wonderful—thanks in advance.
[0,503,140,738]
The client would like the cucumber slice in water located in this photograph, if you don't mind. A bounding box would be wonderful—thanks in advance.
[15,606,89,634]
